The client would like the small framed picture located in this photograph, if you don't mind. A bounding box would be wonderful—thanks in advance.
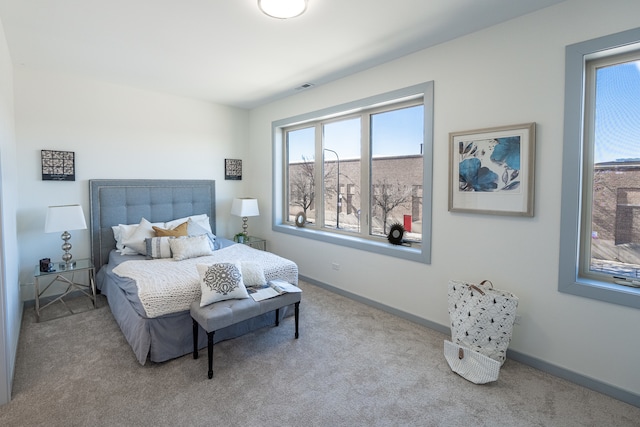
[449,123,535,216]
[225,158,242,180]
[42,150,76,181]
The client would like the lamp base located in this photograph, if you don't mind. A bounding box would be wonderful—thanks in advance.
[59,260,76,270]
[60,230,75,269]
[242,216,249,237]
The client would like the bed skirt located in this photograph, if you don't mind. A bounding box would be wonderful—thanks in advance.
[98,266,294,365]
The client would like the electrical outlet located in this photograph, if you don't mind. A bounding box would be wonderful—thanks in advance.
[514,315,522,325]
[331,262,340,271]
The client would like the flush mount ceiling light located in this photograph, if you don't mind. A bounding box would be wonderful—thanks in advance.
[258,0,308,19]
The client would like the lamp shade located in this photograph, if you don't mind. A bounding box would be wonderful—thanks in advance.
[45,204,87,233]
[231,198,260,217]
[258,0,307,19]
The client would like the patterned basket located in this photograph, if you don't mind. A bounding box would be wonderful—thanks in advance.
[447,279,519,365]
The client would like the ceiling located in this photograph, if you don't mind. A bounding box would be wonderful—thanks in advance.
[0,0,564,109]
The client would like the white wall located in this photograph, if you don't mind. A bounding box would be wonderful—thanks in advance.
[7,0,639,403]
[14,68,251,297]
[0,13,19,406]
[249,0,640,396]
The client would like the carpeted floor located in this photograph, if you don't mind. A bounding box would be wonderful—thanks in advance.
[1,280,638,427]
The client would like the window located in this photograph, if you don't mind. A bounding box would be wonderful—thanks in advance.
[559,28,640,308]
[322,117,361,232]
[273,83,433,264]
[286,126,316,224]
[370,105,424,241]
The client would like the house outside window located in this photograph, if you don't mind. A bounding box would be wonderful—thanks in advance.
[559,27,640,308]
[273,83,433,264]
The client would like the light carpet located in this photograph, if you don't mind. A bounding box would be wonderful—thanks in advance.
[1,281,638,427]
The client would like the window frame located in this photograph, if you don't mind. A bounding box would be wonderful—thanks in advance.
[559,27,640,308]
[272,82,433,264]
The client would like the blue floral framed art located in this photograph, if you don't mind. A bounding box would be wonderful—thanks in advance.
[449,123,535,216]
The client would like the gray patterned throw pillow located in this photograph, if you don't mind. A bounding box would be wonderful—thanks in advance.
[197,262,249,307]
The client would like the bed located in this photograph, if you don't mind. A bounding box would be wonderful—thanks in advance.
[90,179,298,365]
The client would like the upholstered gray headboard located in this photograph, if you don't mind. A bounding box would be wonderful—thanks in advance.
[89,179,216,273]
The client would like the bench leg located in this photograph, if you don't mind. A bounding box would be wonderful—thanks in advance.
[192,319,198,359]
[275,308,280,327]
[207,331,214,379]
[295,302,300,339]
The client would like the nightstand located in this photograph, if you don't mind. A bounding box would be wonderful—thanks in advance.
[244,235,267,251]
[34,258,96,322]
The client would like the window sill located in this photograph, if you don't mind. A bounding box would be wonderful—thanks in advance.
[558,276,640,309]
[273,223,430,264]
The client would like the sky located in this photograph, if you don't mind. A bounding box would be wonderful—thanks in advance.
[594,60,640,163]
[288,105,424,162]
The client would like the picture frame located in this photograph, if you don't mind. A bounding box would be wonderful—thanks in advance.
[449,123,535,216]
[41,149,76,181]
[225,158,242,180]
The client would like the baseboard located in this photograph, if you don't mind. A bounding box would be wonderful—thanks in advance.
[505,349,639,408]
[300,275,640,409]
[301,275,450,336]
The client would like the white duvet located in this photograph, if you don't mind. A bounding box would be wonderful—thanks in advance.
[112,244,298,318]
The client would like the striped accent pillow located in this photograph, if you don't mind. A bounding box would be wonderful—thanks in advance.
[145,236,173,259]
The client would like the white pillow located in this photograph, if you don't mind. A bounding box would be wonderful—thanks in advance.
[112,223,139,251]
[119,247,139,256]
[145,236,174,259]
[165,214,211,233]
[169,235,215,261]
[112,225,124,249]
[187,218,216,249]
[197,262,249,307]
[240,261,266,287]
[122,218,162,255]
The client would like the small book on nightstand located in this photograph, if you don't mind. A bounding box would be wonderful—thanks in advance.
[248,280,301,302]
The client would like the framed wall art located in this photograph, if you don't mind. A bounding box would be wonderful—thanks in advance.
[41,150,76,181]
[225,158,242,180]
[449,123,535,216]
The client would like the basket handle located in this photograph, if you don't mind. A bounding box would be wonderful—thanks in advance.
[479,280,493,289]
[469,284,485,295]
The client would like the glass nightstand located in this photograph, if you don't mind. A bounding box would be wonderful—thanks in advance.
[34,258,96,322]
[244,236,267,251]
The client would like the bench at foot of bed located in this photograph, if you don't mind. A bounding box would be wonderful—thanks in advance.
[190,292,301,379]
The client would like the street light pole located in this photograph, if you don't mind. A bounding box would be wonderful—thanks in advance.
[323,148,340,229]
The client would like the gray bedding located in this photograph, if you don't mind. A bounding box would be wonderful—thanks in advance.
[96,238,298,364]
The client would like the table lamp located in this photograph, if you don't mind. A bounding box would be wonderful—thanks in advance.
[231,198,259,237]
[45,204,87,267]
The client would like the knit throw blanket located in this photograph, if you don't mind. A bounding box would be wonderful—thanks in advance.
[112,244,298,318]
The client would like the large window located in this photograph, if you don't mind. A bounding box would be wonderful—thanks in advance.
[273,83,433,264]
[559,28,640,308]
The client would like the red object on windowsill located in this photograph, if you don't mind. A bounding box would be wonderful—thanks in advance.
[404,215,412,233]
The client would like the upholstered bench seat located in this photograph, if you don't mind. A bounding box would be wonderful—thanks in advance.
[191,291,301,379]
